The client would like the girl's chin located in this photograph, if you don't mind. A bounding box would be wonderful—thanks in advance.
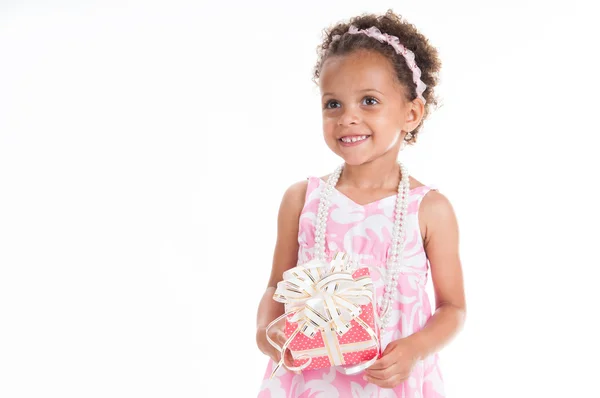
[337,154,371,166]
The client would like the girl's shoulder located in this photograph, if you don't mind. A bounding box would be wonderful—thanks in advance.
[278,179,310,219]
[419,185,456,246]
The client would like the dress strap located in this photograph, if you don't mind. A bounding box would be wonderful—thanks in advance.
[413,184,439,245]
[414,184,439,208]
[417,184,439,197]
[301,176,321,210]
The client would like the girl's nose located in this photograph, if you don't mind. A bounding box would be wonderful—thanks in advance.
[337,107,360,126]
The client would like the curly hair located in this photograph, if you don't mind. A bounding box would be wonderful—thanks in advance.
[313,9,442,145]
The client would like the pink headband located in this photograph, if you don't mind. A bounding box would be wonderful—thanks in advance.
[332,25,427,104]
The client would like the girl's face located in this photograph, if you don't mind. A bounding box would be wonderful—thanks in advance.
[319,49,420,165]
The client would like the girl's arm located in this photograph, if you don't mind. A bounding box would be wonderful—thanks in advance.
[255,180,308,363]
[364,190,466,387]
[408,190,467,358]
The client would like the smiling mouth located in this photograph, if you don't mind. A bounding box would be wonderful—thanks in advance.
[338,135,371,148]
[339,135,370,143]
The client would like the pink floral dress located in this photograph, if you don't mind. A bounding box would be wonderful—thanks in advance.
[258,176,446,398]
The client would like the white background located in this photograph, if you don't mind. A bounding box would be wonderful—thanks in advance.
[1,1,599,397]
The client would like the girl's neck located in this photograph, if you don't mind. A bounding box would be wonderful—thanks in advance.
[338,156,402,191]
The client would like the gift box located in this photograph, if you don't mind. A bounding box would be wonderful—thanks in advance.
[266,252,380,378]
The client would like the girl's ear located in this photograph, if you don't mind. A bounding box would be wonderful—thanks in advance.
[403,98,425,133]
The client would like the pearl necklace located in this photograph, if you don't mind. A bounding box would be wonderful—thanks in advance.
[314,161,410,331]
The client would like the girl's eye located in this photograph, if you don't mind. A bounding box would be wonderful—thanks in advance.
[325,100,340,109]
[324,97,378,109]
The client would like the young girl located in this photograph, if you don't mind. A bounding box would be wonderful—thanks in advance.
[256,10,465,397]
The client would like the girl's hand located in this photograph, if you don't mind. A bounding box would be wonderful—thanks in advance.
[364,337,421,388]
[256,324,295,370]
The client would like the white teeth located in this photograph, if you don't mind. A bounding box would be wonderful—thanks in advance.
[341,135,368,143]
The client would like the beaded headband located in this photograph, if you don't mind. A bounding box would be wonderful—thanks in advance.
[332,25,427,104]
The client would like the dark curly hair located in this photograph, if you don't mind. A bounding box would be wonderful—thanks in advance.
[313,9,442,145]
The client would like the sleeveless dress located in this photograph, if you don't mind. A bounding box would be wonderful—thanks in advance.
[258,176,446,398]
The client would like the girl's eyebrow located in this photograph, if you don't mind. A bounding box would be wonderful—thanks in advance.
[322,88,385,98]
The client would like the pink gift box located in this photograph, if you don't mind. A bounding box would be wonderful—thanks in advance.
[282,267,380,371]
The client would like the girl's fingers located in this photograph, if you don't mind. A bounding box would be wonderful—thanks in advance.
[284,351,301,375]
[366,353,394,370]
[276,331,288,346]
[365,360,399,377]
[266,330,301,375]
[284,348,293,362]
